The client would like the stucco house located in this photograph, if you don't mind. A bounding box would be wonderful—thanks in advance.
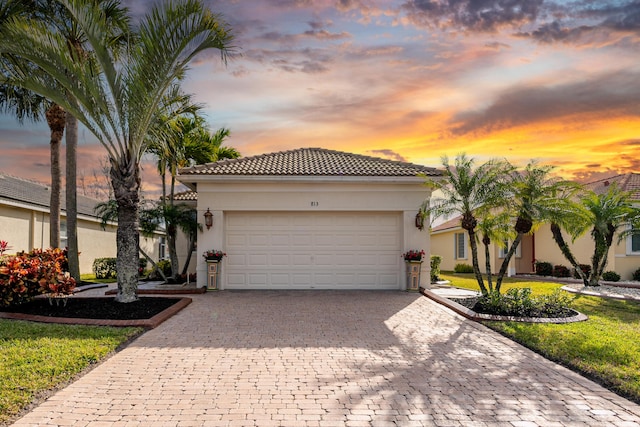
[0,173,161,274]
[431,173,640,280]
[177,147,440,290]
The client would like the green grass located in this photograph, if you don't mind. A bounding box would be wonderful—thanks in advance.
[0,320,141,424]
[79,273,116,284]
[442,273,640,404]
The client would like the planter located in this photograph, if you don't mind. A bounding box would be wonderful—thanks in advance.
[206,259,221,290]
[405,260,422,291]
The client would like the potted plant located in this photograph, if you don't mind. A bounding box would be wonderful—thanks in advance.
[203,249,226,262]
[402,249,425,291]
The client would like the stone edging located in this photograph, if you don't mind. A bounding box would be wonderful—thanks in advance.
[0,297,192,329]
[421,289,588,324]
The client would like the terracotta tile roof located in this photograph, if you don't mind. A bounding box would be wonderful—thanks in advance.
[179,147,441,177]
[171,190,197,202]
[0,173,104,218]
[431,216,462,233]
[586,173,640,200]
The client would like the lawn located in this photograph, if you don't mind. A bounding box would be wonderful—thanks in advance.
[0,320,141,425]
[79,273,116,284]
[441,273,640,404]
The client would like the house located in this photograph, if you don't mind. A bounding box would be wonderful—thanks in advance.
[177,147,440,290]
[0,173,161,274]
[430,173,640,280]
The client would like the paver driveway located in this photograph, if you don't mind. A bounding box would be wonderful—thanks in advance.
[12,291,640,426]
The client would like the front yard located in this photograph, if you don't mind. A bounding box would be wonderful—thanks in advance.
[441,273,640,404]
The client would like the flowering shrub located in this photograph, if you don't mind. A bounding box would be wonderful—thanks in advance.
[203,250,226,261]
[0,246,76,306]
[0,240,11,256]
[93,257,146,279]
[402,249,425,261]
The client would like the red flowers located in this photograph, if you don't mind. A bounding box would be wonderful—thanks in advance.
[402,249,425,261]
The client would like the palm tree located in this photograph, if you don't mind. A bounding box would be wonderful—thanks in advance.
[582,186,640,286]
[495,162,581,291]
[0,0,234,302]
[422,154,514,295]
[476,211,514,292]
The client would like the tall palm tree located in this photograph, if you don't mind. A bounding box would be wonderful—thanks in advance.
[495,162,580,291]
[0,0,234,302]
[422,154,514,295]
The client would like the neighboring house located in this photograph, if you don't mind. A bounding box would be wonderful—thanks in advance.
[431,173,640,280]
[177,147,440,290]
[0,173,161,274]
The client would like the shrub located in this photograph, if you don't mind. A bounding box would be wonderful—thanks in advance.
[632,267,640,281]
[430,255,442,282]
[0,247,76,306]
[552,264,571,278]
[573,264,591,279]
[93,257,147,279]
[602,271,621,282]
[474,288,574,318]
[157,259,172,276]
[454,263,474,273]
[535,261,553,276]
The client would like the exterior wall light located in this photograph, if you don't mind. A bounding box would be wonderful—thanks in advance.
[204,208,213,230]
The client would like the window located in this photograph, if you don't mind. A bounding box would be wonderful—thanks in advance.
[60,219,68,249]
[499,240,521,258]
[454,232,467,259]
[159,237,167,260]
[627,233,640,254]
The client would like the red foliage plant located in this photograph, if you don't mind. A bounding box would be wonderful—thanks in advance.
[0,246,76,307]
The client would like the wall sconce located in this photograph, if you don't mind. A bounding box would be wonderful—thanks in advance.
[415,212,425,231]
[204,208,213,230]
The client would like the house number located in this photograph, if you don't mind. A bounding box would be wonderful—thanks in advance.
[311,201,319,206]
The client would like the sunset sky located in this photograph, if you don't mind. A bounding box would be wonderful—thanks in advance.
[1,0,639,197]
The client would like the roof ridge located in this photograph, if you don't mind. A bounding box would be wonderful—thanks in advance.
[0,172,50,188]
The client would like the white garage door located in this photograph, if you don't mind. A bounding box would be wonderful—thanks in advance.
[224,212,402,289]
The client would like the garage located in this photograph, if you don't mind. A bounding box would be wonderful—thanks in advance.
[224,211,401,289]
[177,147,440,290]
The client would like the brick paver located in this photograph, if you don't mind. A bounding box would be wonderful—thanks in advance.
[11,291,640,426]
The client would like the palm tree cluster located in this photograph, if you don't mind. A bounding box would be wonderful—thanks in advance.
[1,0,236,302]
[423,154,640,294]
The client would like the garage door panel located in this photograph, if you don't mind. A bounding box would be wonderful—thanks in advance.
[225,212,401,289]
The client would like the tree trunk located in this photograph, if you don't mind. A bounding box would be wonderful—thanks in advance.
[550,223,588,286]
[111,155,141,303]
[45,104,66,249]
[467,228,488,295]
[167,223,179,280]
[495,233,523,292]
[181,234,196,276]
[482,237,493,292]
[65,114,80,281]
[140,247,167,282]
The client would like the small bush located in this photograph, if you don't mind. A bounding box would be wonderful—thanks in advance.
[552,264,571,278]
[93,257,147,279]
[454,263,474,273]
[430,255,442,282]
[573,264,591,279]
[157,259,172,276]
[0,247,75,306]
[602,271,621,282]
[535,261,553,276]
[474,288,574,318]
[632,267,640,281]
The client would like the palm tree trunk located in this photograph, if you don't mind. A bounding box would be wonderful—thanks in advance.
[65,114,80,281]
[181,234,195,276]
[483,240,493,292]
[550,223,588,286]
[45,104,65,249]
[111,156,141,303]
[496,233,523,292]
[467,229,488,295]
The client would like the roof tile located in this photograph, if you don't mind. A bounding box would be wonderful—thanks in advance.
[179,147,441,177]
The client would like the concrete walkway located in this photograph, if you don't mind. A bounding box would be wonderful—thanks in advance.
[12,291,640,426]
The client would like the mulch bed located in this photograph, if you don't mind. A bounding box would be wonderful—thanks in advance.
[0,297,192,328]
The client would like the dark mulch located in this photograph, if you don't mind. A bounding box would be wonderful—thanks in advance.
[0,297,181,320]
